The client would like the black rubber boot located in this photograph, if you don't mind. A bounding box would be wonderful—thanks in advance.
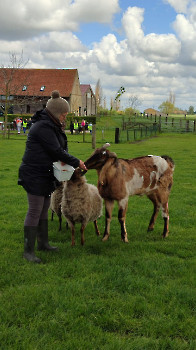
[37,219,58,251]
[23,226,41,263]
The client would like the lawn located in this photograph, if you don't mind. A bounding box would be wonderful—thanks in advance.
[0,133,196,349]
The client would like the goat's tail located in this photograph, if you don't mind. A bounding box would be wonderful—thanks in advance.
[161,155,175,170]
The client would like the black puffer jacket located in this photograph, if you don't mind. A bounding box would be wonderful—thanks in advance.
[18,109,80,196]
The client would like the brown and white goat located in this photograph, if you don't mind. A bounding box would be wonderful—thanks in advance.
[84,143,175,243]
[61,168,103,246]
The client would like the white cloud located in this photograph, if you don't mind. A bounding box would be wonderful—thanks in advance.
[163,0,190,13]
[122,7,181,62]
[0,0,120,40]
[172,13,196,40]
[38,32,87,53]
[1,1,196,110]
[69,0,120,23]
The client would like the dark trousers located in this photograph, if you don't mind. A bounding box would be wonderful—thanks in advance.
[24,193,51,226]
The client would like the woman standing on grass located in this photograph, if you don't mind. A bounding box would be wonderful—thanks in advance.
[18,90,87,263]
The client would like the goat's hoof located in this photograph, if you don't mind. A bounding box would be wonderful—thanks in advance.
[147,228,154,232]
[162,232,169,238]
[102,235,109,242]
[121,238,129,243]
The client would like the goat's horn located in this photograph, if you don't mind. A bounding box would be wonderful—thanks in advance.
[102,143,110,149]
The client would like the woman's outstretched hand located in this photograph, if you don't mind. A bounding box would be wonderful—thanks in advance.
[79,160,87,171]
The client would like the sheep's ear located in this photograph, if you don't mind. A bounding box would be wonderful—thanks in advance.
[81,169,87,176]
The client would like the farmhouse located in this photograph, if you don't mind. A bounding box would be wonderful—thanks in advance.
[80,84,96,116]
[0,68,95,116]
[144,108,166,116]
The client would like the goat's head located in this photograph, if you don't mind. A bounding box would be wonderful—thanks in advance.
[85,143,117,170]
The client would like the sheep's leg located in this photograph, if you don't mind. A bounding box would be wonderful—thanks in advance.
[118,201,129,243]
[147,193,160,232]
[58,213,62,231]
[93,220,100,236]
[80,224,86,246]
[102,200,114,241]
[69,223,75,246]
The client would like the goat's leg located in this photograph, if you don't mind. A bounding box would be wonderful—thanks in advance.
[80,224,85,245]
[161,201,170,238]
[102,200,114,241]
[51,211,54,221]
[118,201,129,243]
[93,220,100,236]
[147,193,160,232]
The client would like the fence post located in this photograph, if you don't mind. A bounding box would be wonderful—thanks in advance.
[194,120,195,132]
[92,124,96,149]
[186,120,189,132]
[122,116,125,130]
[159,116,161,132]
[165,116,167,125]
[172,118,174,127]
[115,127,120,144]
[127,129,129,141]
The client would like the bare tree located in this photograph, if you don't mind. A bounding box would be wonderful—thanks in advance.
[110,97,114,110]
[95,79,103,108]
[103,96,107,109]
[126,94,143,110]
[169,91,175,106]
[0,51,29,137]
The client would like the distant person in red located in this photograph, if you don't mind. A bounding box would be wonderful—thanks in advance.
[16,118,22,134]
[81,119,86,128]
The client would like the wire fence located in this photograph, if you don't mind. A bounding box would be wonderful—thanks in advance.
[1,114,196,144]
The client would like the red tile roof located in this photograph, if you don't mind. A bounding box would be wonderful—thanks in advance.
[0,68,78,97]
[80,84,91,96]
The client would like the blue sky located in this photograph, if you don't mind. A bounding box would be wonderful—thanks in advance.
[0,0,195,111]
[76,0,177,44]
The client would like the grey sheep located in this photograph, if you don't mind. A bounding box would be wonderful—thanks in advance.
[49,182,64,231]
[61,168,103,246]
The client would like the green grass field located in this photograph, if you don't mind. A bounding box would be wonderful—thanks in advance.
[0,132,196,349]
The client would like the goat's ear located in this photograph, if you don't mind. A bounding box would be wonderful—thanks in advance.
[108,151,117,158]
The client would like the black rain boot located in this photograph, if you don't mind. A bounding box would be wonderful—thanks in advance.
[23,226,41,263]
[37,219,58,251]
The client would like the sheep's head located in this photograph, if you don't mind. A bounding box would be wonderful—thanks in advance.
[69,168,87,183]
[84,143,117,170]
